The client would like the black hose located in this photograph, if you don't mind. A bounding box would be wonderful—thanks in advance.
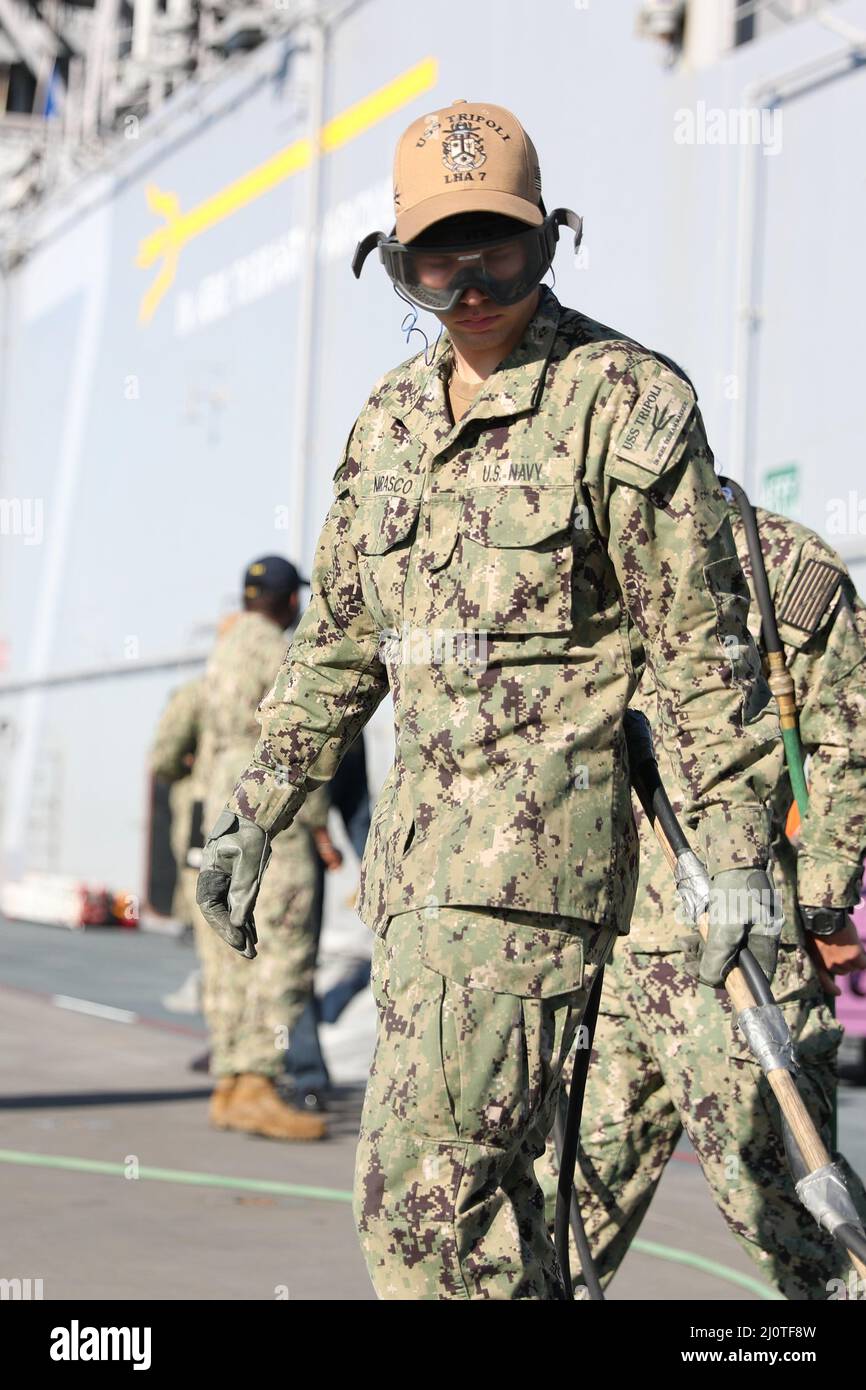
[552,1095,604,1301]
[737,946,776,1007]
[722,476,784,658]
[781,1114,866,1267]
[835,1223,866,1266]
[554,962,606,1300]
[570,1152,603,1301]
[623,710,691,858]
[734,948,866,1268]
[623,705,866,1280]
[552,711,675,1301]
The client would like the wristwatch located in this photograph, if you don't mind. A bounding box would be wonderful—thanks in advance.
[800,906,851,938]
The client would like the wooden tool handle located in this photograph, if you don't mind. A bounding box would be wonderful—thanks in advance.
[649,817,866,1281]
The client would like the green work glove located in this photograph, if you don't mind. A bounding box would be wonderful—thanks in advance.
[700,866,783,987]
[196,809,271,959]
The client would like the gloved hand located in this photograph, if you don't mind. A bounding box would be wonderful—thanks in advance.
[196,809,271,959]
[699,866,783,987]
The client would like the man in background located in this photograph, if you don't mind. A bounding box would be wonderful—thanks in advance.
[160,556,341,1140]
[284,731,371,1111]
[542,489,866,1298]
[150,674,206,1017]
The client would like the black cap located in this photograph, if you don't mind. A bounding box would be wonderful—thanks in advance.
[243,555,309,599]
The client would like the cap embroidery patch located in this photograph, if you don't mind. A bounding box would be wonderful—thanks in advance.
[442,119,486,174]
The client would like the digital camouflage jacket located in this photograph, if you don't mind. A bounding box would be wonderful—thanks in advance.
[228,288,780,934]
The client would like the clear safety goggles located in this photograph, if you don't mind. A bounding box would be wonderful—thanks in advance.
[352,208,583,312]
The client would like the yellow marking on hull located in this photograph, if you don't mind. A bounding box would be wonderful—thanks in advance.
[136,57,437,323]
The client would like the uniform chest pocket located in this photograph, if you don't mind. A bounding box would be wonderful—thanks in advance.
[349,493,421,630]
[454,485,576,634]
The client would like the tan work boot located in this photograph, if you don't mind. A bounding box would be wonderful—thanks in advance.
[209,1076,237,1130]
[222,1073,327,1141]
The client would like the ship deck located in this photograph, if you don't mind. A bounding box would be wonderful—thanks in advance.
[2,915,863,1302]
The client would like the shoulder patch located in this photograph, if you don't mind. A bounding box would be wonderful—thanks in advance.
[614,374,694,476]
[777,557,844,634]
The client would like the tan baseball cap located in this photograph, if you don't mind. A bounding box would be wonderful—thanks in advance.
[393,99,543,243]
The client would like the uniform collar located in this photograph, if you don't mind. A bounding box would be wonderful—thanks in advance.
[381,286,563,457]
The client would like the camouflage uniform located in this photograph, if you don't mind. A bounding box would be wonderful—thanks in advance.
[149,676,206,926]
[226,287,780,1299]
[357,907,613,1298]
[539,502,866,1299]
[200,611,329,1078]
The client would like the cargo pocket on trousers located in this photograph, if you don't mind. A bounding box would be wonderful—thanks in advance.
[418,911,588,1147]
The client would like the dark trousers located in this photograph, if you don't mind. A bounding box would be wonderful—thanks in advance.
[285,760,372,1091]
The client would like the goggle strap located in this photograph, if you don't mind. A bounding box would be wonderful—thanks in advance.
[551,207,584,251]
[352,230,387,279]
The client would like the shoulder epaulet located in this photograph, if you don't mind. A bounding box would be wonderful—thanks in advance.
[651,351,697,398]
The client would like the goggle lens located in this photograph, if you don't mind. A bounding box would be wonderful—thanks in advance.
[351,209,583,311]
[381,224,552,312]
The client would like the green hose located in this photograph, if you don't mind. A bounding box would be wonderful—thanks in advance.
[723,477,837,1146]
[782,725,810,820]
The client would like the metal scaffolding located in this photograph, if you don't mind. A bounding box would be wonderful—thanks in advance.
[0,0,303,237]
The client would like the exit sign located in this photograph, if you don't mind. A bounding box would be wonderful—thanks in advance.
[760,463,800,516]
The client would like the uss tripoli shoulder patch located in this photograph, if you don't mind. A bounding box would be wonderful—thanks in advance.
[613,374,695,476]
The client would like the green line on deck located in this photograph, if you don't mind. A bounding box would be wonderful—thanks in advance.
[0,1148,783,1298]
[0,1148,353,1203]
[632,1237,784,1300]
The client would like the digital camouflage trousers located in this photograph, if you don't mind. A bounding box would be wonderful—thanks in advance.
[353,905,616,1300]
[537,939,866,1300]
